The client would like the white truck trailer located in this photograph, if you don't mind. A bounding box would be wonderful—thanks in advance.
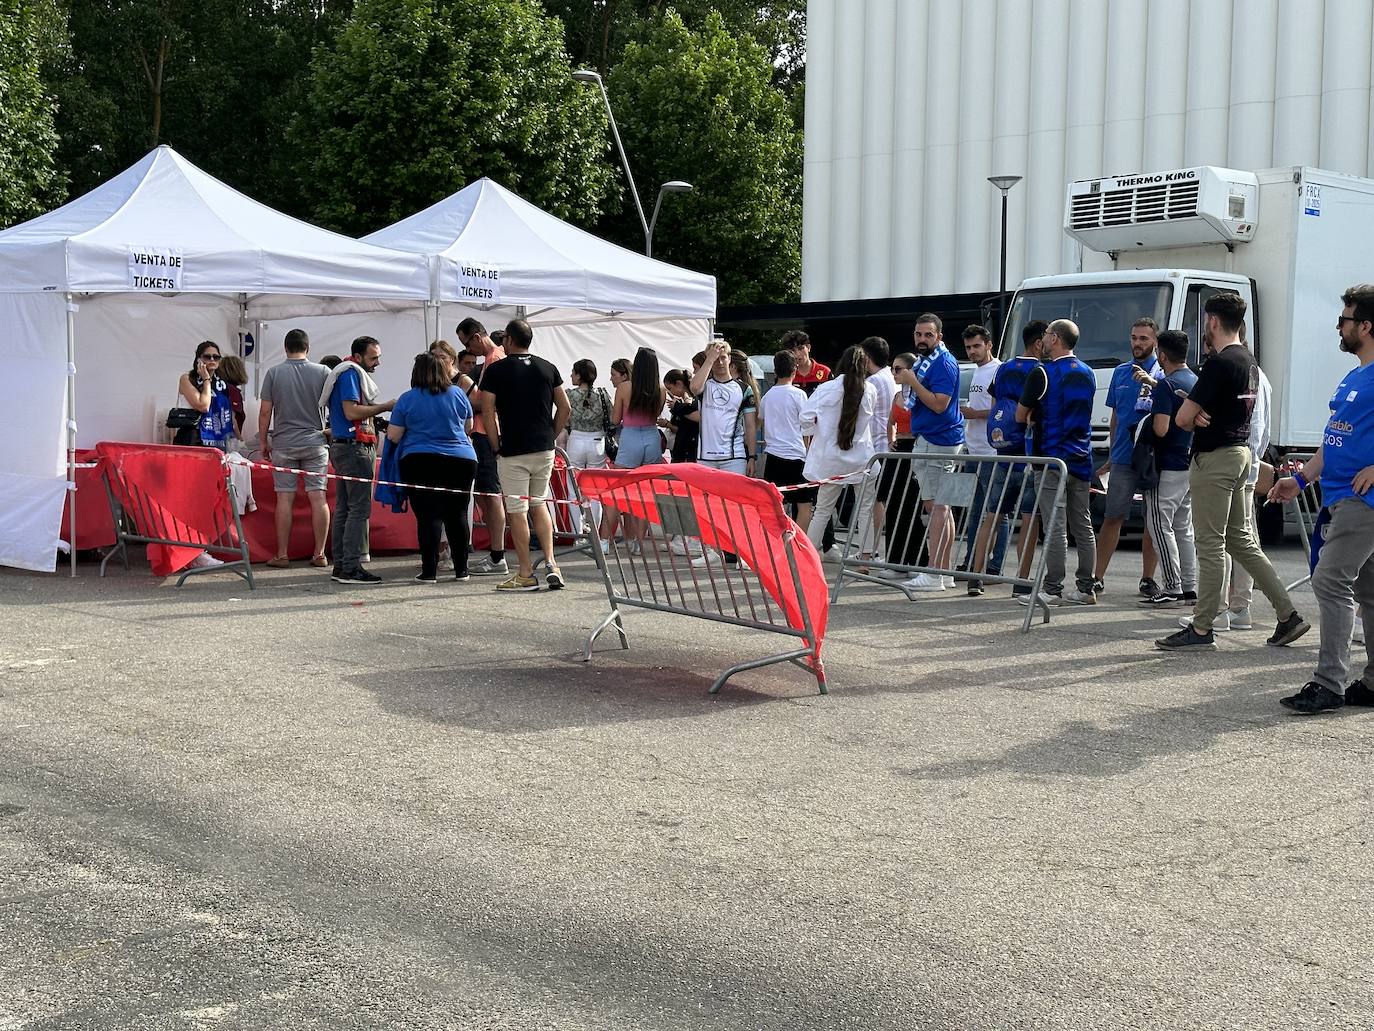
[998,165,1374,454]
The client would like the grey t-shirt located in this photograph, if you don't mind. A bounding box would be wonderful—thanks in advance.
[261,358,329,450]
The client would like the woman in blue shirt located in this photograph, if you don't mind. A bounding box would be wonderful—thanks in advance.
[387,354,478,583]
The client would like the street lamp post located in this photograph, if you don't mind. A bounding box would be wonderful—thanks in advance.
[574,69,692,257]
[987,175,1023,345]
[648,181,693,259]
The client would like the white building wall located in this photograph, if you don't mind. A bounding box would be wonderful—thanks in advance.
[803,0,1374,302]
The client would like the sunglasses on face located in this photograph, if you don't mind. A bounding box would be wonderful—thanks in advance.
[202,354,221,361]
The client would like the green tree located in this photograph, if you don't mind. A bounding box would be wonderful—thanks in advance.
[52,0,349,209]
[546,1,804,86]
[0,0,68,227]
[290,0,616,235]
[606,9,801,305]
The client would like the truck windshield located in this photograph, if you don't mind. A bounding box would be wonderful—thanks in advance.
[1000,283,1173,369]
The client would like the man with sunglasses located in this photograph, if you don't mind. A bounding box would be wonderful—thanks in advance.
[1268,285,1374,713]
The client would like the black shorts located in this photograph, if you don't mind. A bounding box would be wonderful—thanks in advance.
[764,454,816,505]
[472,432,501,494]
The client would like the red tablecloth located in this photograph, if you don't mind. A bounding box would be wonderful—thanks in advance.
[65,453,428,561]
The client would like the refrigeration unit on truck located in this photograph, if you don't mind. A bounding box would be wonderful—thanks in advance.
[998,164,1374,454]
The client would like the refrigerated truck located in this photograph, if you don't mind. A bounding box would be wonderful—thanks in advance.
[998,165,1374,454]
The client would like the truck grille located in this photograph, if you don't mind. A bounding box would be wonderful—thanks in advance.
[1070,180,1201,229]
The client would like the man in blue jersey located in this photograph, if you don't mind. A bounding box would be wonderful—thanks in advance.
[1269,284,1374,713]
[322,336,395,585]
[970,320,1045,595]
[1016,319,1098,605]
[1095,317,1163,596]
[894,314,965,592]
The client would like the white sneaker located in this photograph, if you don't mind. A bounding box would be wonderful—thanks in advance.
[669,537,700,557]
[820,548,842,564]
[1179,613,1230,632]
[873,568,906,580]
[1227,606,1252,630]
[942,576,956,589]
[361,552,372,565]
[437,551,454,573]
[1058,588,1098,606]
[901,572,945,592]
[469,556,509,576]
[189,552,224,569]
[1016,591,1059,607]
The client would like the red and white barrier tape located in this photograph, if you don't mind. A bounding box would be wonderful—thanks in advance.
[240,456,859,505]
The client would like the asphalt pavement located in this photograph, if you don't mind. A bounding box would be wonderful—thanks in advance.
[1,542,1370,1030]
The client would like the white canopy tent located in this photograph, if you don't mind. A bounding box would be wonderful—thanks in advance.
[0,146,431,573]
[355,177,717,384]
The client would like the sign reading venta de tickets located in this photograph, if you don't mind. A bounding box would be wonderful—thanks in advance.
[127,246,184,291]
[456,263,501,304]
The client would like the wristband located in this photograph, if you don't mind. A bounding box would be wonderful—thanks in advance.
[1292,472,1308,492]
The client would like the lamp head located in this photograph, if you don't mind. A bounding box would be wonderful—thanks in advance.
[988,175,1023,193]
[571,69,603,84]
[660,181,694,194]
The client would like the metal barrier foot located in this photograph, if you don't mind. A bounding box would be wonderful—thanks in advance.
[584,609,629,660]
[708,646,820,695]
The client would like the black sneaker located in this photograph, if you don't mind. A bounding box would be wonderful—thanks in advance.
[1140,592,1185,607]
[1011,584,1032,597]
[1181,590,1197,604]
[967,584,985,597]
[1139,577,1159,598]
[1266,612,1312,647]
[335,569,382,585]
[1155,625,1217,652]
[1092,577,1106,595]
[1345,679,1374,706]
[1280,682,1345,714]
[414,573,438,584]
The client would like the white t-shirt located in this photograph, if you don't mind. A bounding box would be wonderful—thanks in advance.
[964,358,1001,456]
[867,366,898,451]
[800,375,878,484]
[1247,366,1273,488]
[697,376,756,461]
[760,383,807,461]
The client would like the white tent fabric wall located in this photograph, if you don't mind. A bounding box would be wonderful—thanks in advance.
[0,294,69,572]
[0,146,432,574]
[257,308,707,416]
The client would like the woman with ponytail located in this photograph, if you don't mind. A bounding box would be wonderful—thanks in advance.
[800,345,878,558]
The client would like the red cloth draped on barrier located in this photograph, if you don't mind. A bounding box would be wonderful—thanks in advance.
[576,463,830,650]
[94,442,231,576]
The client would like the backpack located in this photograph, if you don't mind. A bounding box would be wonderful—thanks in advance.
[986,393,1026,454]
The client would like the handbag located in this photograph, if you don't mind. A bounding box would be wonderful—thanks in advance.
[599,387,619,462]
[166,407,200,429]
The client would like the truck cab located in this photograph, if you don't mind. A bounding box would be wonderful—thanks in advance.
[999,268,1254,455]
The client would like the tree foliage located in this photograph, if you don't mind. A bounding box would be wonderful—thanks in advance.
[545,0,804,86]
[605,9,801,305]
[289,0,616,235]
[52,0,349,208]
[0,0,68,227]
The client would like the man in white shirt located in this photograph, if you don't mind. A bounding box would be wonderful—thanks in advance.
[759,350,813,531]
[957,325,1002,592]
[862,336,898,548]
[689,339,758,474]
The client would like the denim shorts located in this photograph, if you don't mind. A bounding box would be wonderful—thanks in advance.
[614,425,664,468]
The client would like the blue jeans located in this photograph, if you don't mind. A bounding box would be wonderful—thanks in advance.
[962,460,1011,575]
[330,440,375,574]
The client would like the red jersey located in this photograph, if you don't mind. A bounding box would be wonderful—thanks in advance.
[793,360,831,395]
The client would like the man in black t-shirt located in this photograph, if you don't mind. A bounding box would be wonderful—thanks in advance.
[479,319,571,593]
[1155,292,1309,653]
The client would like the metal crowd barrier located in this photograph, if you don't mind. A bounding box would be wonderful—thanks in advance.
[468,446,591,567]
[581,468,828,695]
[97,444,255,589]
[830,451,1071,632]
[1278,451,1320,592]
